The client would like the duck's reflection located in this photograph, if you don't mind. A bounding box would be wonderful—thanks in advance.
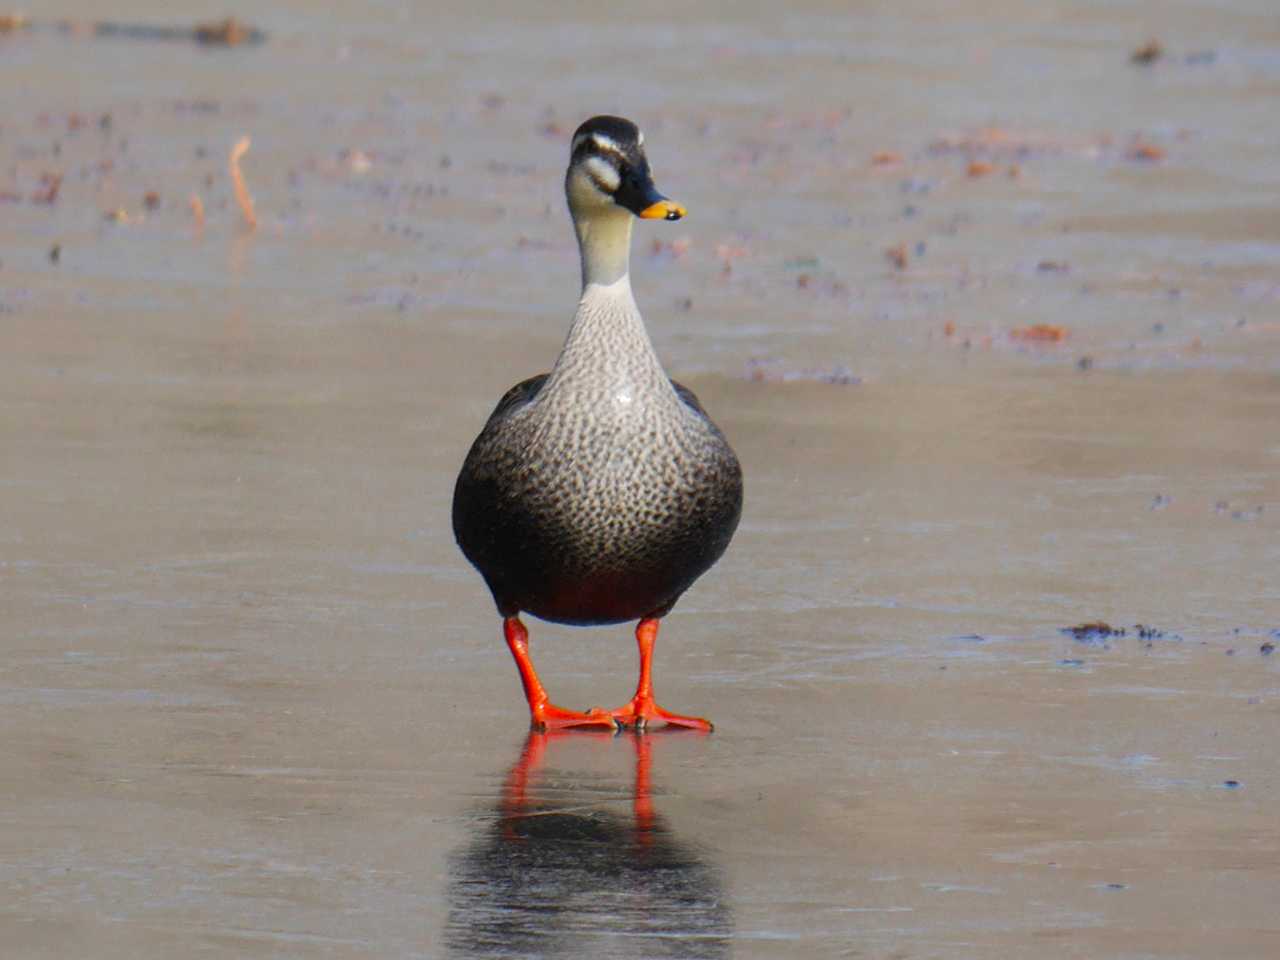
[446,731,731,958]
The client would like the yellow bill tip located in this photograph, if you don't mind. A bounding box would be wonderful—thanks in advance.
[639,199,687,221]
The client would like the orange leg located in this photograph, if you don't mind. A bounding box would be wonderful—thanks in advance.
[503,617,618,732]
[610,618,713,732]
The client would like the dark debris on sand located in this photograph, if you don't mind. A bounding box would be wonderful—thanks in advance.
[1061,622,1178,649]
[1130,40,1164,65]
[1062,621,1125,643]
[10,16,266,46]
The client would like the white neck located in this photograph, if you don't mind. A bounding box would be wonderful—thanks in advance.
[574,206,634,288]
[537,197,679,406]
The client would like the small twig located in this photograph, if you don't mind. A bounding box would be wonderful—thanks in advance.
[229,136,257,229]
[188,193,205,231]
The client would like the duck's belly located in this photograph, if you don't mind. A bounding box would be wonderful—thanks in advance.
[455,421,742,624]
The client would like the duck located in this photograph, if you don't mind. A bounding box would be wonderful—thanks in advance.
[452,115,742,733]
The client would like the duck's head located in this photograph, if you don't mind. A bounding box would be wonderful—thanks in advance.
[565,116,686,223]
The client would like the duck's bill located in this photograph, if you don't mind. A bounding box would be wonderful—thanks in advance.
[617,172,687,220]
[638,198,687,220]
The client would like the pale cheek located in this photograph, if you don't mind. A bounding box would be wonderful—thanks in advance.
[585,156,621,192]
[568,171,612,211]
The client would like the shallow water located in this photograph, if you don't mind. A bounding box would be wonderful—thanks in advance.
[3,2,1279,957]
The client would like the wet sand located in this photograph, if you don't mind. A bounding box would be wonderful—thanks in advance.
[3,2,1279,957]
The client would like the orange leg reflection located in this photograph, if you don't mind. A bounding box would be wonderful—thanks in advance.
[454,729,729,955]
[632,733,656,847]
[499,728,703,842]
[609,619,714,732]
[498,729,618,838]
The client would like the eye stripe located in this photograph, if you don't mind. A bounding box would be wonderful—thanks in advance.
[590,133,622,154]
[572,136,628,163]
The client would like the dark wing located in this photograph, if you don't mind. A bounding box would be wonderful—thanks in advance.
[670,379,710,419]
[485,373,550,426]
[454,374,550,617]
